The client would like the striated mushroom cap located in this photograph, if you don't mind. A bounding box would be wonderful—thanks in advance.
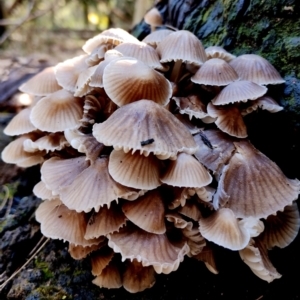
[239,239,282,282]
[82,28,139,54]
[191,58,239,86]
[108,224,189,274]
[230,54,285,85]
[103,57,172,106]
[157,30,207,65]
[161,152,212,188]
[199,208,251,250]
[214,140,300,218]
[258,203,300,249]
[35,199,99,246]
[205,46,236,62]
[207,102,247,138]
[4,107,36,136]
[93,99,198,159]
[19,66,62,96]
[211,80,267,105]
[123,260,156,293]
[30,89,83,132]
[108,149,162,190]
[122,190,166,234]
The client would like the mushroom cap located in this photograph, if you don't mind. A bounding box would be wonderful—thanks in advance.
[64,129,104,163]
[213,140,300,218]
[30,89,83,132]
[207,102,247,138]
[239,239,282,282]
[123,260,156,293]
[85,204,126,239]
[230,54,285,85]
[1,134,45,167]
[103,57,172,106]
[3,107,36,136]
[122,190,166,234]
[69,243,103,260]
[173,95,208,120]
[241,96,283,116]
[211,80,267,105]
[35,199,99,246]
[93,99,198,159]
[41,156,90,193]
[58,157,137,212]
[89,50,123,88]
[91,247,115,276]
[191,58,239,86]
[74,65,97,97]
[205,46,236,62]
[199,208,251,250]
[19,66,62,96]
[142,29,174,48]
[157,30,207,65]
[114,42,167,71]
[161,152,212,188]
[23,132,69,153]
[92,259,123,289]
[82,28,139,54]
[54,55,89,93]
[108,224,189,274]
[108,149,162,190]
[33,181,56,200]
[259,202,300,249]
[144,7,163,27]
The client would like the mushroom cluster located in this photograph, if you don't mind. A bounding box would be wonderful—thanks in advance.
[2,27,300,292]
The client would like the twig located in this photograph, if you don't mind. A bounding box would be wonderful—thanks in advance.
[0,0,35,45]
[0,237,49,291]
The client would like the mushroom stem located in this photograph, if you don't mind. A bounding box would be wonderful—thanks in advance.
[170,60,183,83]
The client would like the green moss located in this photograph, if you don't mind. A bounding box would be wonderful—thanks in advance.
[34,259,54,280]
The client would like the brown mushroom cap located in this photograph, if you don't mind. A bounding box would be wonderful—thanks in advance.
[123,260,156,293]
[103,57,172,107]
[214,140,300,218]
[35,199,99,246]
[108,224,189,274]
[191,58,239,86]
[211,80,267,105]
[1,134,45,167]
[230,54,285,85]
[4,107,36,136]
[157,30,207,66]
[85,203,127,239]
[161,152,212,188]
[54,55,89,93]
[239,239,282,282]
[30,89,83,132]
[114,42,167,71]
[122,190,166,234]
[207,102,247,138]
[93,99,198,159]
[82,28,139,54]
[108,149,162,190]
[19,66,62,96]
[58,157,137,213]
[258,203,300,249]
[205,46,236,62]
[142,29,174,48]
[199,208,251,250]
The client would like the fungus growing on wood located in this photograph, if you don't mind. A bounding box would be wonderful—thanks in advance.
[2,23,299,292]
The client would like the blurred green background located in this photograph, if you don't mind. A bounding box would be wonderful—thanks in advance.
[0,0,154,62]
